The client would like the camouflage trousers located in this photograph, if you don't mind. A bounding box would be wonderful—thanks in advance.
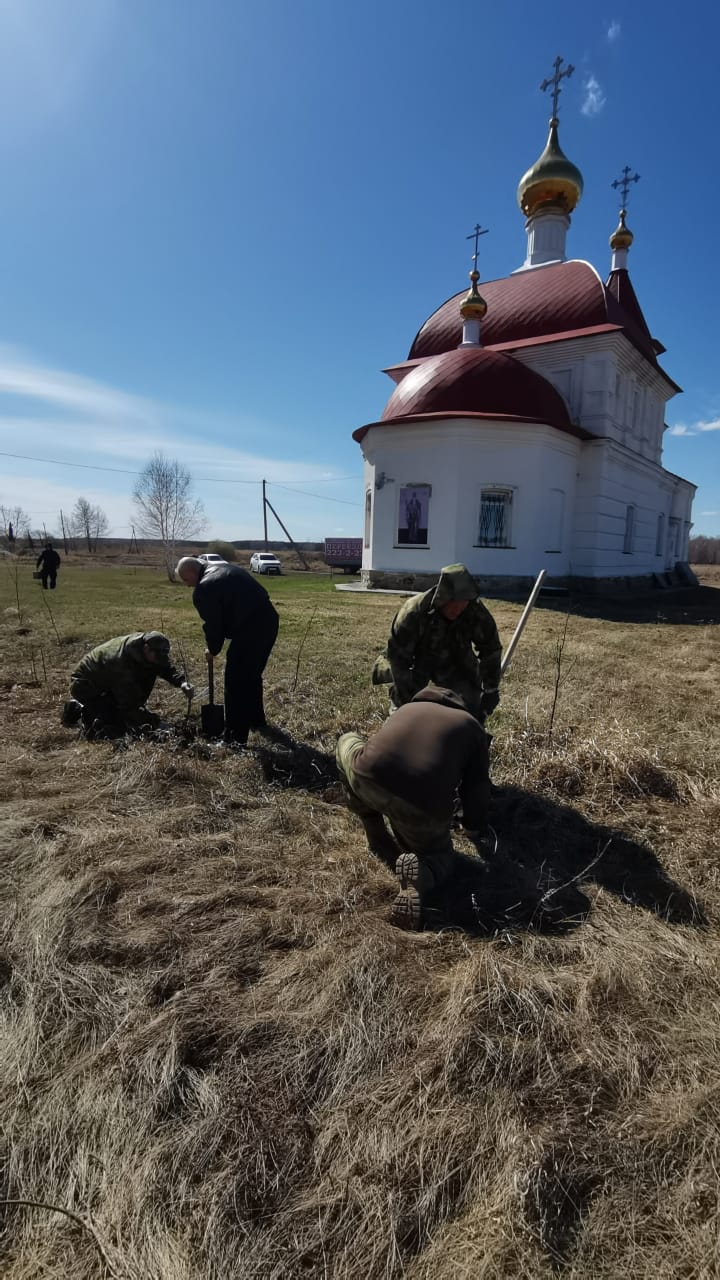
[336,733,455,885]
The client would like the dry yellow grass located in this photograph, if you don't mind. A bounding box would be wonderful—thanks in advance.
[1,560,719,1278]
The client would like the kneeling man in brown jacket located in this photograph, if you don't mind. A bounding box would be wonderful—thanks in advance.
[336,686,490,930]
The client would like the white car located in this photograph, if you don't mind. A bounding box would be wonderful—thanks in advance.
[198,553,227,565]
[250,552,282,575]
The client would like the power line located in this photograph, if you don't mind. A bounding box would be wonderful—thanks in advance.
[270,483,362,507]
[0,450,361,487]
[0,450,139,476]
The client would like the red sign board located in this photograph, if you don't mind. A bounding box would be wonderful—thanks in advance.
[324,537,363,565]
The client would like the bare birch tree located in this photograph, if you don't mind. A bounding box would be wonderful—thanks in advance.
[0,504,31,545]
[132,452,206,580]
[69,497,110,552]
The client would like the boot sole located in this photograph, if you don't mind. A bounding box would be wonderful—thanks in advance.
[391,851,423,931]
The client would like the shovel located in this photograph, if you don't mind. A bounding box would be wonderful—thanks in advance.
[201,653,225,737]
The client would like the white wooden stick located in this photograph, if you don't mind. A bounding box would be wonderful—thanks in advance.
[500,569,547,678]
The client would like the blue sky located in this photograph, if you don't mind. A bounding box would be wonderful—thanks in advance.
[0,0,718,540]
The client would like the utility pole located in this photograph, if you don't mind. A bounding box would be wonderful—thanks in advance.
[262,479,268,550]
[264,494,310,570]
[60,509,69,555]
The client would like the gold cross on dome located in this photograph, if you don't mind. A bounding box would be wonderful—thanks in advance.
[466,223,489,271]
[612,165,640,208]
[540,55,575,119]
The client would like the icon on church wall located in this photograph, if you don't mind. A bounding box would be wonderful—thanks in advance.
[397,485,430,546]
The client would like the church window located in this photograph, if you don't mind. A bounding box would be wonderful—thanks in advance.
[545,489,564,552]
[623,505,635,554]
[477,489,513,548]
[364,490,372,547]
[655,513,664,556]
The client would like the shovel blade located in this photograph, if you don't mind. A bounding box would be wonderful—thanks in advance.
[201,703,225,737]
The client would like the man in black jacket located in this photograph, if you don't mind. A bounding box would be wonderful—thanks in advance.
[36,542,61,589]
[177,556,279,745]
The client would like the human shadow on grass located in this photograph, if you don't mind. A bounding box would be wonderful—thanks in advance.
[254,737,705,936]
[529,583,720,628]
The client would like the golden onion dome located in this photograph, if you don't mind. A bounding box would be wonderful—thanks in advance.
[517,118,583,218]
[460,270,488,319]
[610,207,634,251]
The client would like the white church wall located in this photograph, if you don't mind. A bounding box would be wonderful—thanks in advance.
[512,332,676,464]
[360,420,580,579]
[571,440,695,576]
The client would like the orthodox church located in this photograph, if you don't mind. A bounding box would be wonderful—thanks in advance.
[354,60,696,593]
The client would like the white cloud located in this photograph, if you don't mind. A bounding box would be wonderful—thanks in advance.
[581,75,606,117]
[668,417,720,437]
[700,511,720,516]
[0,346,355,482]
[607,20,621,41]
[0,347,363,540]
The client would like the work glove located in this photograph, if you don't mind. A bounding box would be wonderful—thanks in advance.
[479,688,499,718]
[180,681,194,698]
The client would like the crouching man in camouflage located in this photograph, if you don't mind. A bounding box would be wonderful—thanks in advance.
[372,563,502,723]
[64,632,193,738]
[336,686,490,930]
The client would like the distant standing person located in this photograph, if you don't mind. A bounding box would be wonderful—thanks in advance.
[36,542,61,590]
[176,556,279,746]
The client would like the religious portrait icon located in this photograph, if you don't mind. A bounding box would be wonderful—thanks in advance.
[397,485,430,546]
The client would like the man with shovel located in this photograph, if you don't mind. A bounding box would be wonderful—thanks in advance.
[176,556,279,746]
[372,564,502,723]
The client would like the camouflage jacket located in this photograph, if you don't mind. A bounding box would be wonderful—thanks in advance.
[71,634,184,713]
[381,566,502,706]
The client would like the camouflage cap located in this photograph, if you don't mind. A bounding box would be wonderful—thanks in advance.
[142,631,171,652]
[430,564,479,609]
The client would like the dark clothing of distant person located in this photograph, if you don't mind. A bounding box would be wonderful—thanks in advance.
[7,522,15,545]
[191,562,279,744]
[36,545,61,590]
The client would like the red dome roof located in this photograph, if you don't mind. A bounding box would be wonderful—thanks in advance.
[352,347,576,442]
[408,259,669,378]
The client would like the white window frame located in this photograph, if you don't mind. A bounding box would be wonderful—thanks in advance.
[364,490,372,548]
[476,487,514,549]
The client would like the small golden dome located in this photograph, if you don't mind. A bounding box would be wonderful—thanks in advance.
[517,118,583,218]
[460,270,487,319]
[610,208,634,251]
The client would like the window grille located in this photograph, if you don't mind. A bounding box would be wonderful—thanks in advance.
[478,489,512,547]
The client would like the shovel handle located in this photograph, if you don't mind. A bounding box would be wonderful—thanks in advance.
[207,652,214,704]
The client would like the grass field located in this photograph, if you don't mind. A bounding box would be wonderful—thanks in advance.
[1,557,720,1278]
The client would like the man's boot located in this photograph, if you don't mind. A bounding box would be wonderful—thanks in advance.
[60,699,82,727]
[360,814,401,868]
[391,852,435,931]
